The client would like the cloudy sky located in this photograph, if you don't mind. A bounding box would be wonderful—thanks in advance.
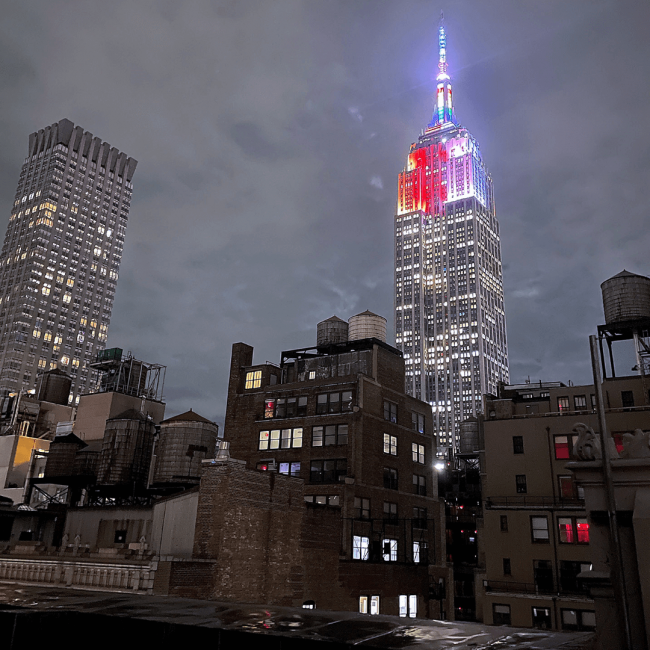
[1,1,649,426]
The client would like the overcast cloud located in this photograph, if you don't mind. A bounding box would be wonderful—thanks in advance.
[1,0,649,426]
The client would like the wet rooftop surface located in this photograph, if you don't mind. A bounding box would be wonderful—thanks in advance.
[0,583,593,649]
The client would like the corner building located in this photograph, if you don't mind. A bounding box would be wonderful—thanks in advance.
[0,119,136,401]
[223,316,449,616]
[395,23,508,450]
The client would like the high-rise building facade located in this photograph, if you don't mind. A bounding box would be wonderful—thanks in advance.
[394,23,509,451]
[0,119,136,402]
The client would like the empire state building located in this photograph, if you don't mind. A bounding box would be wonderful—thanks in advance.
[394,21,509,451]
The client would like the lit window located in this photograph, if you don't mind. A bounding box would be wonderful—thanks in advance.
[384,433,397,455]
[412,443,425,463]
[382,538,397,562]
[258,428,303,450]
[353,535,369,560]
[554,435,579,460]
[559,517,589,544]
[558,397,570,412]
[278,462,301,477]
[245,370,262,389]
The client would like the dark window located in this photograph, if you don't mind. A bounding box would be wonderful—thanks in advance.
[512,436,524,454]
[316,391,353,414]
[560,561,591,593]
[310,459,347,483]
[561,609,596,631]
[502,558,511,575]
[312,424,348,446]
[412,411,425,433]
[384,467,398,490]
[500,515,508,532]
[0,516,13,541]
[558,475,574,499]
[493,604,511,626]
[354,497,370,519]
[413,474,426,496]
[384,400,397,423]
[297,396,308,416]
[558,397,569,412]
[532,607,552,629]
[533,559,554,592]
[305,495,340,506]
[383,501,398,523]
[622,391,635,408]
[531,516,549,543]
[413,507,427,529]
[516,474,527,493]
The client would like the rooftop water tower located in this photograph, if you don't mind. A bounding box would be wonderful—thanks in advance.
[598,270,650,378]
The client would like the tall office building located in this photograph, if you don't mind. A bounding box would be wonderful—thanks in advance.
[0,119,136,402]
[394,22,509,451]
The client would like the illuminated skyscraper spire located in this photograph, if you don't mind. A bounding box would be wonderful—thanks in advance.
[430,13,455,128]
[396,20,509,452]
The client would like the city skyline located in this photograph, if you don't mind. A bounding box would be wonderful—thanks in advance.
[0,119,135,400]
[0,1,648,426]
[394,20,509,450]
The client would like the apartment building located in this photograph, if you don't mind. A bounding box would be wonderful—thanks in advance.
[480,375,650,630]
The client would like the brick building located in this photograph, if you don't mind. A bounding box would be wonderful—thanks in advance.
[221,315,449,617]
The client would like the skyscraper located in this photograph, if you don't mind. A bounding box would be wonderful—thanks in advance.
[394,22,509,451]
[0,119,136,402]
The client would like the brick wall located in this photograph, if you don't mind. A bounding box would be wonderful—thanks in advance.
[190,459,304,605]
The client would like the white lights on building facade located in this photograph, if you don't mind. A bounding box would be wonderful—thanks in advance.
[394,22,509,451]
[0,119,136,402]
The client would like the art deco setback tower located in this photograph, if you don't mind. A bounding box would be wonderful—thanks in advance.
[394,23,509,451]
[0,119,136,401]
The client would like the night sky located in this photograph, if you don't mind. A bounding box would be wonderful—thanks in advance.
[1,1,649,426]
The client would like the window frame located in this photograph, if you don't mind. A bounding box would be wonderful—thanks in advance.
[516,474,527,494]
[312,423,349,447]
[383,433,398,455]
[354,497,370,519]
[353,535,369,561]
[383,467,398,490]
[411,411,425,433]
[413,473,426,496]
[512,436,524,454]
[310,459,347,484]
[382,538,398,562]
[530,516,549,543]
[412,442,425,464]
[245,369,262,389]
[258,427,303,450]
[383,400,398,423]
